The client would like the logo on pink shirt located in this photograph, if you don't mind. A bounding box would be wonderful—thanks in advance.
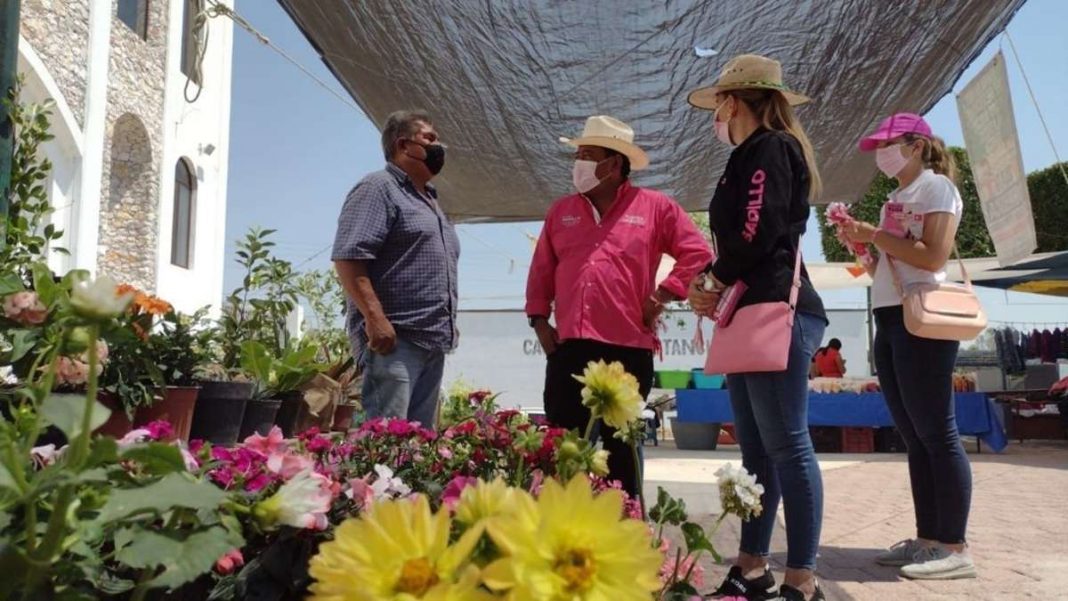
[620,214,646,226]
[742,169,766,242]
[561,215,581,227]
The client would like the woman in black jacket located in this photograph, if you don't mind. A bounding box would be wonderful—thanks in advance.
[687,55,828,601]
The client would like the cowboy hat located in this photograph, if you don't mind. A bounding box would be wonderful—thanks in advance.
[559,115,649,170]
[688,54,810,110]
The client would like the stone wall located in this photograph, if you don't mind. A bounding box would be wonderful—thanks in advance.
[97,0,169,291]
[19,0,91,128]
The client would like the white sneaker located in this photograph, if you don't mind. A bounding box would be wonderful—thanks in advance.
[900,546,977,580]
[874,539,926,567]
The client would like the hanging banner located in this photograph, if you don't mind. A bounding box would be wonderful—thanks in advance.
[956,51,1036,266]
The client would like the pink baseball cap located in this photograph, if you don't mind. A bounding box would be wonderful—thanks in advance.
[858,113,933,152]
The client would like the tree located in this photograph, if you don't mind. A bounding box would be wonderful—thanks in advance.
[817,147,996,261]
[1027,162,1068,253]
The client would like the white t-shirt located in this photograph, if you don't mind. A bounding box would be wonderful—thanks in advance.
[870,169,964,309]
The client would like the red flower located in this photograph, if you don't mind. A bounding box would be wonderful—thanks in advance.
[215,549,245,575]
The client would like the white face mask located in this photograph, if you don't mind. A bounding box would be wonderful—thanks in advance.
[572,159,605,193]
[714,102,735,147]
[875,143,913,177]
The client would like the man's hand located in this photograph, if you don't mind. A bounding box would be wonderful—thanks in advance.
[642,291,669,329]
[688,275,721,318]
[365,314,397,355]
[533,319,560,356]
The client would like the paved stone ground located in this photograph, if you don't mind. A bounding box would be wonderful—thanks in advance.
[643,440,1068,600]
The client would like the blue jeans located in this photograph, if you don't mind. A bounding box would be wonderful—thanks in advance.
[874,306,971,544]
[727,312,826,570]
[362,338,444,427]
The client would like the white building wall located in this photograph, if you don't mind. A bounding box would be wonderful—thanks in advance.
[154,0,234,314]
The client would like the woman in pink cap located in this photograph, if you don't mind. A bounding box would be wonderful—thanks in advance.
[843,113,976,581]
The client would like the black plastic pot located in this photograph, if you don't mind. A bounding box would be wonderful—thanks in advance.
[189,381,253,445]
[239,397,283,440]
[273,390,306,438]
[670,418,720,451]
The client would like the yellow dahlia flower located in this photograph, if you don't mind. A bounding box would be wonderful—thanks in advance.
[308,495,493,601]
[455,478,520,529]
[482,475,661,601]
[572,360,643,429]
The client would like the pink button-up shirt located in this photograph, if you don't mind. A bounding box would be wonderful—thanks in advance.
[526,182,714,350]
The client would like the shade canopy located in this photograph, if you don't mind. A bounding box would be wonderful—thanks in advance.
[279,0,1023,222]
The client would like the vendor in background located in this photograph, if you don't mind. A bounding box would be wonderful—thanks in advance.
[812,339,846,378]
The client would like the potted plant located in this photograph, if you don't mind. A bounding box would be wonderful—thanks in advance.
[189,228,289,445]
[131,307,212,441]
[97,284,172,436]
[240,340,323,438]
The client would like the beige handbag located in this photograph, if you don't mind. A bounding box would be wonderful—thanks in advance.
[886,247,987,341]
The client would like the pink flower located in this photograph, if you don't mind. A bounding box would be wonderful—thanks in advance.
[437,446,453,460]
[55,356,89,387]
[31,444,62,467]
[118,428,153,447]
[441,475,478,511]
[253,469,334,530]
[244,473,273,493]
[358,418,387,435]
[143,420,173,440]
[3,291,48,325]
[178,445,199,471]
[244,426,287,456]
[214,548,245,575]
[659,551,705,589]
[305,436,331,454]
[386,419,417,437]
[266,451,314,480]
[345,476,375,510]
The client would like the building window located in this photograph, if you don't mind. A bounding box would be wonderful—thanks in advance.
[117,0,149,40]
[181,0,202,84]
[171,159,196,269]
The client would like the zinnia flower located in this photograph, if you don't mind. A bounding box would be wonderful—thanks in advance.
[308,495,491,601]
[70,274,133,320]
[3,291,48,325]
[482,474,662,601]
[572,360,643,429]
[254,469,334,530]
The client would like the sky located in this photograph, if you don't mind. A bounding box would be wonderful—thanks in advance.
[224,0,1068,328]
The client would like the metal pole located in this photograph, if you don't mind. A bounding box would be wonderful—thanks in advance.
[0,0,21,250]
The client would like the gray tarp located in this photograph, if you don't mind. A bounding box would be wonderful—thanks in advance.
[279,0,1024,222]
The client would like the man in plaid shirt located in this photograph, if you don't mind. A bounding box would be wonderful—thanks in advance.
[332,111,459,427]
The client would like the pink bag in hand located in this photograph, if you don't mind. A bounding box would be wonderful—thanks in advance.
[704,251,802,375]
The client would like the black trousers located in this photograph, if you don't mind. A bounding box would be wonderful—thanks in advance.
[544,338,654,496]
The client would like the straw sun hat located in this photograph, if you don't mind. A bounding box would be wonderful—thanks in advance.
[688,54,810,110]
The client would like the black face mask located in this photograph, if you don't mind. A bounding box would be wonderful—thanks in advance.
[408,141,446,176]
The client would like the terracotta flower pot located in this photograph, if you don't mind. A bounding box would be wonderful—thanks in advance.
[332,404,357,432]
[95,392,133,439]
[134,386,200,442]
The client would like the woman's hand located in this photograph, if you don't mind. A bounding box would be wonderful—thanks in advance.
[843,221,878,245]
[687,275,720,318]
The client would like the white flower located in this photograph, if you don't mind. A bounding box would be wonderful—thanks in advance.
[254,469,334,530]
[369,464,411,499]
[117,428,153,448]
[715,462,765,521]
[31,444,63,467]
[70,274,133,320]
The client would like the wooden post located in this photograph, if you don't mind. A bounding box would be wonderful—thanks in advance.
[0,0,21,250]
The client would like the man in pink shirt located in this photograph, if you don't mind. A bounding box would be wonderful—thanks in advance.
[526,115,713,494]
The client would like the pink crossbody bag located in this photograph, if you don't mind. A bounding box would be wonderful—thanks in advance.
[704,250,802,374]
[886,246,987,341]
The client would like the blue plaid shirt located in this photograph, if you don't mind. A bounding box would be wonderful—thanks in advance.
[332,163,460,361]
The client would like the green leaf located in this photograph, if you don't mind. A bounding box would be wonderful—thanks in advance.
[0,462,16,491]
[86,437,119,468]
[8,329,40,363]
[121,443,188,474]
[681,522,720,563]
[116,526,242,590]
[114,527,137,553]
[40,394,111,441]
[31,262,59,306]
[95,472,228,523]
[649,486,688,526]
[0,273,23,296]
